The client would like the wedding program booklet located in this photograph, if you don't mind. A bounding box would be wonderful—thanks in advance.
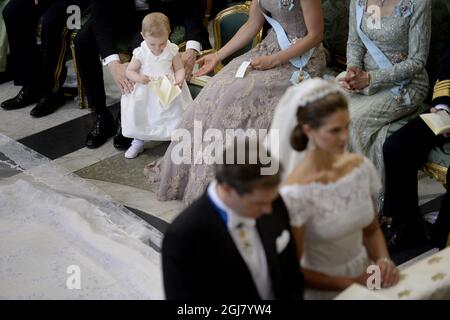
[149,75,181,108]
[420,110,450,135]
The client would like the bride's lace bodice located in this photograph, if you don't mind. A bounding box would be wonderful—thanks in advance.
[280,157,381,283]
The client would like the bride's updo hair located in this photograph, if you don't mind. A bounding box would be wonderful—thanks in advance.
[291,92,348,151]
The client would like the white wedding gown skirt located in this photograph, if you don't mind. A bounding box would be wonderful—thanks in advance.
[0,134,164,299]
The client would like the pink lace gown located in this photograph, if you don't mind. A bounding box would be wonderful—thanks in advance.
[144,0,326,205]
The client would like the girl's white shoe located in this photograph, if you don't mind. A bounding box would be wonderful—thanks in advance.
[125,139,145,159]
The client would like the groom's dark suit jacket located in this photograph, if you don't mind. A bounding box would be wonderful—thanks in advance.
[162,191,304,300]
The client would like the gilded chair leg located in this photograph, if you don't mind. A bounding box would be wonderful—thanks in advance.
[70,34,87,109]
[423,163,448,189]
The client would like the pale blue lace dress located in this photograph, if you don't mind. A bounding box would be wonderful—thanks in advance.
[346,0,431,185]
[145,0,327,205]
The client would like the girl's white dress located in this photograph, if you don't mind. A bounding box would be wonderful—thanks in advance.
[121,40,192,141]
[280,157,382,300]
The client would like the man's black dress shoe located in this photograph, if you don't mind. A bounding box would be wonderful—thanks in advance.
[85,112,115,149]
[113,111,132,150]
[30,93,66,118]
[1,86,40,110]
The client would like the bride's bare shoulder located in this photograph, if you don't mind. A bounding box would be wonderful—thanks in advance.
[283,161,323,186]
[283,154,365,186]
[335,153,365,171]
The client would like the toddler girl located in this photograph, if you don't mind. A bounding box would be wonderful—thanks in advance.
[121,12,192,158]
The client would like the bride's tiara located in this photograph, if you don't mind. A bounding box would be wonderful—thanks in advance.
[293,78,348,108]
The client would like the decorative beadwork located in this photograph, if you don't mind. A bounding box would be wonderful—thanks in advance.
[391,52,407,64]
[395,0,414,18]
[279,0,295,11]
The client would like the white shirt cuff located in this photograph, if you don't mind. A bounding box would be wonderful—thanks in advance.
[186,40,202,54]
[102,54,120,66]
[434,104,450,114]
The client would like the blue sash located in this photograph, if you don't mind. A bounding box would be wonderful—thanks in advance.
[207,193,228,225]
[258,0,315,84]
[355,1,411,104]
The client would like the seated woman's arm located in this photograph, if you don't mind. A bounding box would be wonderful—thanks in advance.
[346,0,366,70]
[268,0,324,67]
[195,1,265,75]
[215,1,265,61]
[368,0,431,88]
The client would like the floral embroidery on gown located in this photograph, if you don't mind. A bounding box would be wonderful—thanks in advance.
[144,0,326,205]
[280,157,382,300]
[346,0,431,185]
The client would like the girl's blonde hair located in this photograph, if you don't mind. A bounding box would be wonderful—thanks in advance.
[142,12,171,37]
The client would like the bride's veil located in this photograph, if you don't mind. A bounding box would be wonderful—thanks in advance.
[0,134,164,299]
[265,78,347,179]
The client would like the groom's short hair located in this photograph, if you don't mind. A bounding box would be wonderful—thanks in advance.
[215,137,282,195]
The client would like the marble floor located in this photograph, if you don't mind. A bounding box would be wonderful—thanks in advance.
[0,74,447,266]
[0,66,182,242]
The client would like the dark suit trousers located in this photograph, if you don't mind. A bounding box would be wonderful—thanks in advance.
[383,116,450,248]
[74,3,144,113]
[2,0,88,93]
[147,0,211,50]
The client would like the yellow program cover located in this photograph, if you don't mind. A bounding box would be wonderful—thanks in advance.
[149,75,181,108]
